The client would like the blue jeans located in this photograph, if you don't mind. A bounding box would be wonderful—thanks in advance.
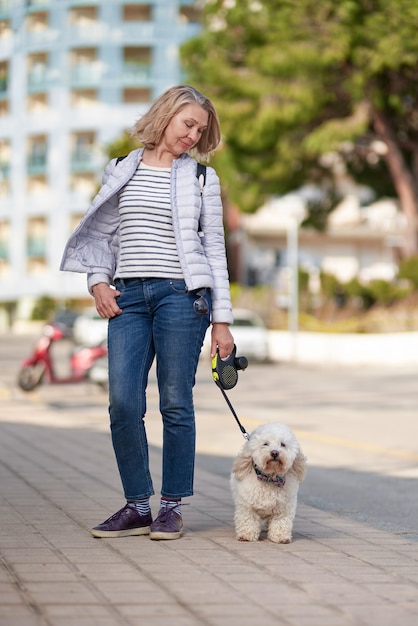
[108,278,211,501]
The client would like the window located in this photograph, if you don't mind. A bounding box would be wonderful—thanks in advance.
[123,87,150,103]
[0,138,10,165]
[27,258,47,273]
[27,135,48,191]
[123,47,151,83]
[27,52,49,91]
[70,89,97,108]
[69,6,98,26]
[27,217,47,260]
[0,61,8,94]
[69,48,100,86]
[27,176,48,194]
[179,6,201,23]
[0,19,12,38]
[27,93,49,112]
[123,4,151,21]
[124,46,151,65]
[71,131,97,171]
[27,134,47,173]
[0,139,10,193]
[26,11,48,32]
[70,173,96,198]
[70,48,96,65]
[0,218,9,273]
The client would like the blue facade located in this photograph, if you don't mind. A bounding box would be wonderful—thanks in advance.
[0,0,201,322]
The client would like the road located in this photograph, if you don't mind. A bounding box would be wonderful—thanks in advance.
[2,331,418,541]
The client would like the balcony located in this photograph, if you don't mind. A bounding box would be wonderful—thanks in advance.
[0,0,11,19]
[71,153,100,174]
[117,22,155,43]
[0,76,7,96]
[25,28,58,47]
[27,156,47,176]
[70,63,102,89]
[27,69,49,93]
[122,62,152,86]
[0,162,9,178]
[0,241,8,259]
[155,21,201,41]
[68,23,105,45]
[27,237,47,258]
[25,0,51,12]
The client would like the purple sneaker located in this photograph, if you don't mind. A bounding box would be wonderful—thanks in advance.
[91,504,152,538]
[149,505,183,540]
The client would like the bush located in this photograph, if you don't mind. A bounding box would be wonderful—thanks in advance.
[345,278,376,309]
[320,271,343,299]
[398,256,418,289]
[298,267,310,293]
[367,279,410,306]
[31,296,56,321]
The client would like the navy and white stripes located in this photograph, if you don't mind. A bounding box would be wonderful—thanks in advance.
[115,163,183,279]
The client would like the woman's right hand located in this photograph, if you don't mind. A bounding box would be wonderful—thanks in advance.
[92,283,122,319]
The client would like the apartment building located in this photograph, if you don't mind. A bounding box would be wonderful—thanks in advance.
[0,0,201,326]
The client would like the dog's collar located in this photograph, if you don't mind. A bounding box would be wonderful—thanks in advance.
[253,464,286,488]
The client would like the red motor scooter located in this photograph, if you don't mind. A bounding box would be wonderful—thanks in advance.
[17,322,108,392]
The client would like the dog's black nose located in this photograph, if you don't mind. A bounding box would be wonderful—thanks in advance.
[270,450,279,460]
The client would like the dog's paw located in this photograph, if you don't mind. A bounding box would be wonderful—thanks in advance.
[237,533,260,542]
[268,534,292,544]
[238,536,251,542]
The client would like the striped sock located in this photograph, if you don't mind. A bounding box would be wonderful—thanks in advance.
[160,498,182,516]
[127,498,151,516]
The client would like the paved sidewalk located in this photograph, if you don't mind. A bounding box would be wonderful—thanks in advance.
[1,388,418,626]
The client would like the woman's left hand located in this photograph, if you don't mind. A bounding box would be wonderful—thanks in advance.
[210,323,235,359]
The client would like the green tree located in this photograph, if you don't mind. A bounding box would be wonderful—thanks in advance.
[105,131,140,160]
[181,0,418,253]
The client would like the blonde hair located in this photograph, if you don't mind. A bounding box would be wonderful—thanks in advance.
[131,85,221,161]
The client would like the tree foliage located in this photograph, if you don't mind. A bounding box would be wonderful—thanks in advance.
[181,0,418,252]
[105,131,141,160]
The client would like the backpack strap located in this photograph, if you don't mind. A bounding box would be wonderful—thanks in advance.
[196,163,206,235]
[116,154,206,192]
[196,162,206,195]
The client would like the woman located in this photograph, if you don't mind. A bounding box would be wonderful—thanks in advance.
[61,85,234,540]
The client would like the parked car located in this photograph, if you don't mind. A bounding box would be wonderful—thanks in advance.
[72,308,108,346]
[202,308,270,362]
[52,308,79,338]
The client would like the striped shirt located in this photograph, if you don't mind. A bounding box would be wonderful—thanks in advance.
[115,163,183,279]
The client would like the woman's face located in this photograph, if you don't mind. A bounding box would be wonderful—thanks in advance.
[161,103,209,157]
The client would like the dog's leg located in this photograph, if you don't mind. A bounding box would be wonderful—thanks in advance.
[266,514,294,543]
[234,505,262,542]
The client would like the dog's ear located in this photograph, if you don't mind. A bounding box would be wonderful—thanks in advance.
[231,450,254,481]
[291,450,307,482]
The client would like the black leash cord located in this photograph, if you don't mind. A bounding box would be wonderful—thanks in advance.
[215,381,250,440]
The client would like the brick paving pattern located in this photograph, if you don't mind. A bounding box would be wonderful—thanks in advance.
[1,388,417,626]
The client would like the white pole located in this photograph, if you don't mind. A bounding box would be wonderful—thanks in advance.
[287,219,298,360]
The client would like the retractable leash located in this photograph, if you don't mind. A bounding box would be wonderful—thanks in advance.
[211,345,250,440]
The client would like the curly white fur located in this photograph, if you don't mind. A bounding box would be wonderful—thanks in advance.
[230,423,307,543]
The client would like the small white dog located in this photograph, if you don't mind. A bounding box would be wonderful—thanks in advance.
[230,423,307,543]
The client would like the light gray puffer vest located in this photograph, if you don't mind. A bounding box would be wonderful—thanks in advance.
[60,148,233,325]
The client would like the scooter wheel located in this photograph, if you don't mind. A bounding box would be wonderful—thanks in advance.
[17,364,45,391]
